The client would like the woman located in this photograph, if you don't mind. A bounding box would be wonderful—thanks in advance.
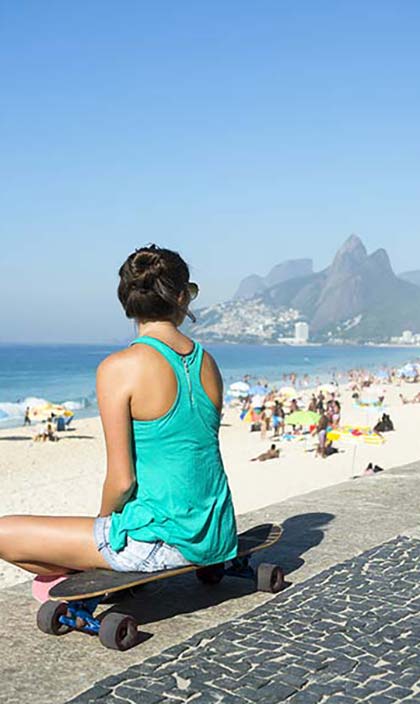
[259,405,270,440]
[314,413,329,458]
[331,400,341,429]
[0,245,238,580]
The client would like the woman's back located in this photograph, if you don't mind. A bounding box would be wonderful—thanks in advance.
[108,332,238,566]
[124,328,223,421]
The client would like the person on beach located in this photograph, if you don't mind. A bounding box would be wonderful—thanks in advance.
[271,401,284,438]
[251,444,280,462]
[308,395,317,413]
[260,405,270,440]
[33,423,48,442]
[331,401,341,428]
[289,398,299,413]
[46,421,58,442]
[399,392,420,404]
[313,413,330,458]
[316,392,325,413]
[23,406,31,426]
[0,245,238,579]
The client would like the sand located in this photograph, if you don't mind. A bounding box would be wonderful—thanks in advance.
[0,380,419,589]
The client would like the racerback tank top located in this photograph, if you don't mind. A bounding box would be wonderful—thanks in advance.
[108,336,238,565]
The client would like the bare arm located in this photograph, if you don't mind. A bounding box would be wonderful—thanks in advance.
[202,351,224,413]
[96,352,136,517]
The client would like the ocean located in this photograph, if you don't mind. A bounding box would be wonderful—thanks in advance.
[0,342,418,427]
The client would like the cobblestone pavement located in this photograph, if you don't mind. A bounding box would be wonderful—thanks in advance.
[68,535,420,704]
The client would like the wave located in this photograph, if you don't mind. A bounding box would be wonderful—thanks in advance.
[0,395,94,422]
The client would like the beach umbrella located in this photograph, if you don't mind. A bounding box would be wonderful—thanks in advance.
[285,410,320,426]
[279,386,296,397]
[229,381,250,393]
[29,402,73,422]
[228,381,250,398]
[398,364,417,378]
[241,407,257,423]
[249,384,267,396]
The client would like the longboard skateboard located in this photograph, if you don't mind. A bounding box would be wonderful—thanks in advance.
[36,523,284,651]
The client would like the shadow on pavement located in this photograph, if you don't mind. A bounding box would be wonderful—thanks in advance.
[277,511,335,574]
[102,511,334,630]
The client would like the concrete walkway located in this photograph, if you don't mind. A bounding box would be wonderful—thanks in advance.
[1,460,420,704]
[69,534,420,703]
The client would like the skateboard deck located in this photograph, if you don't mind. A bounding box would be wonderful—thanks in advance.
[50,523,282,601]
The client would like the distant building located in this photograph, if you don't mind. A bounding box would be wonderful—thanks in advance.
[295,322,309,343]
[402,330,414,344]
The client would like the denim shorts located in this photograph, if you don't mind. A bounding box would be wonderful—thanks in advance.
[93,516,192,572]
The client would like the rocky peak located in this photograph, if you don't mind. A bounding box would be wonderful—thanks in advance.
[367,248,395,278]
[329,234,368,275]
[265,259,313,288]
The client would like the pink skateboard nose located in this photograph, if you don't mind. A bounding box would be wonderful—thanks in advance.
[32,575,68,603]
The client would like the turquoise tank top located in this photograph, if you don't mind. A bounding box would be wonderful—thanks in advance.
[108,336,238,565]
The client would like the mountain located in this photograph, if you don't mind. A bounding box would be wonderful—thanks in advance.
[233,259,313,299]
[399,270,420,287]
[260,235,420,339]
[189,235,420,343]
[233,274,266,300]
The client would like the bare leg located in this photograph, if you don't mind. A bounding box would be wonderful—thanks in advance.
[0,515,111,575]
[13,561,75,576]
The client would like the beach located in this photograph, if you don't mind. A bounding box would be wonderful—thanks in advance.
[1,378,419,591]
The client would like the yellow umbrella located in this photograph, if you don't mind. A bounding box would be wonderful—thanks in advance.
[29,402,73,422]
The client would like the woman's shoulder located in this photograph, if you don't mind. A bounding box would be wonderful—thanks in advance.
[97,346,151,379]
[200,346,222,378]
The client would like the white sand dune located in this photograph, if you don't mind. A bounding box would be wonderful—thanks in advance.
[0,381,419,589]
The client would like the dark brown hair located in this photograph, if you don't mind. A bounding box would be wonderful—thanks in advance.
[118,244,192,323]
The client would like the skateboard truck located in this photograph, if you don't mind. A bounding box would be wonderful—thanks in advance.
[59,598,102,634]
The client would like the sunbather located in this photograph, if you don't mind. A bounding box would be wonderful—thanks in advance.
[251,444,280,462]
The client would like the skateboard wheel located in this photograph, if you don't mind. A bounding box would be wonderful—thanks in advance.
[99,613,139,651]
[36,600,72,635]
[257,563,285,593]
[196,563,224,585]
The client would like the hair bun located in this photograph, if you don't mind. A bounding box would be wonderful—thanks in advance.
[118,244,191,322]
[128,248,164,291]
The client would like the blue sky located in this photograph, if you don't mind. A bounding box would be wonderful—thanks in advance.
[1,1,419,342]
